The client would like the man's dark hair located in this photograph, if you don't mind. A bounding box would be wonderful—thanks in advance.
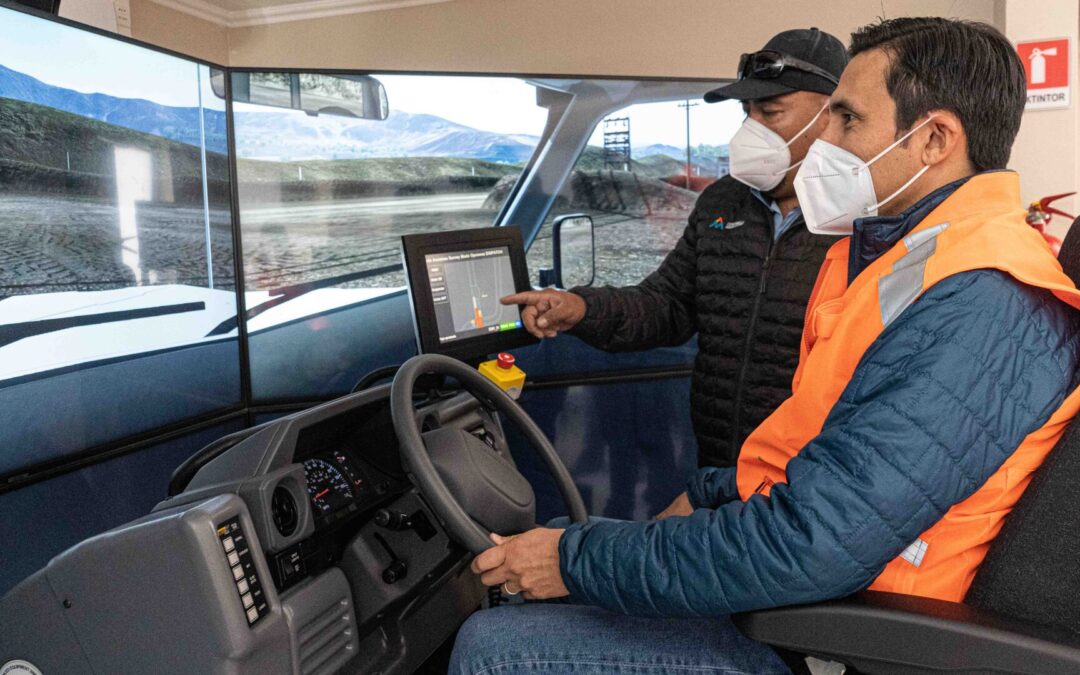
[850,17,1026,172]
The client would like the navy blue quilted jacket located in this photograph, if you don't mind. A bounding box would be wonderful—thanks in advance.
[558,176,1080,617]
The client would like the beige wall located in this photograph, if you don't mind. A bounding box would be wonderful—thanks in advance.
[225,0,999,75]
[130,0,229,64]
[1002,0,1080,236]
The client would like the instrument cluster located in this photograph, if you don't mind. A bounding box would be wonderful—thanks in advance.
[302,449,376,526]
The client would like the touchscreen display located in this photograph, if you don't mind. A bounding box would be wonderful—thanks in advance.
[424,246,523,344]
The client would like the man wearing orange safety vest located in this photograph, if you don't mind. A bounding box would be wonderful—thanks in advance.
[452,17,1080,674]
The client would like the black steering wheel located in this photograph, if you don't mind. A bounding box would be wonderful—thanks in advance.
[390,354,588,553]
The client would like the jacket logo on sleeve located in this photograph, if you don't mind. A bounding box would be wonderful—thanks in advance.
[709,217,744,230]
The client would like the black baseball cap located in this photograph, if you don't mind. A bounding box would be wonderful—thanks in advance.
[705,27,848,103]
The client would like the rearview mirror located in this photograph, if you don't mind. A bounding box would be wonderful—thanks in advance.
[552,214,595,289]
[210,69,389,120]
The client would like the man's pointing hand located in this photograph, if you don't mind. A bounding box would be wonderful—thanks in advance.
[502,289,587,339]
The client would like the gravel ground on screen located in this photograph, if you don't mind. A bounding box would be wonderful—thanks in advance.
[0,193,685,298]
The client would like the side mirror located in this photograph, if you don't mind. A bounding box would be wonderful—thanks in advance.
[552,214,595,289]
[210,70,389,121]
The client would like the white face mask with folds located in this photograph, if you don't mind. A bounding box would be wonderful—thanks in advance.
[728,102,828,192]
[793,116,936,235]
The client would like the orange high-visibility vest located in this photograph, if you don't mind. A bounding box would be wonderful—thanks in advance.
[736,172,1080,602]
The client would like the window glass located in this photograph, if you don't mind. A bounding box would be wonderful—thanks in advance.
[527,98,742,288]
[0,7,239,476]
[232,73,546,400]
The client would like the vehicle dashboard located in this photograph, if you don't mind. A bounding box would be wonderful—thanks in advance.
[0,383,501,674]
[267,401,418,593]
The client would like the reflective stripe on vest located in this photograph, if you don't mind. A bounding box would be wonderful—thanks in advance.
[736,172,1080,603]
[879,222,950,326]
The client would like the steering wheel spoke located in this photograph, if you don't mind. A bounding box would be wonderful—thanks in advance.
[391,354,588,553]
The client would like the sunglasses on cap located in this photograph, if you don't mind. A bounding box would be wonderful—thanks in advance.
[738,50,839,85]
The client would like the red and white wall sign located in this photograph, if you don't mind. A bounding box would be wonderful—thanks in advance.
[1016,38,1071,110]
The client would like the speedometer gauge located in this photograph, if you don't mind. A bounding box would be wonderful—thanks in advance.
[303,458,354,515]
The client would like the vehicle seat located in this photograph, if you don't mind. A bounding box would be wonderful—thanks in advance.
[962,213,1080,631]
[732,216,1080,674]
[1056,215,1080,287]
[964,415,1080,633]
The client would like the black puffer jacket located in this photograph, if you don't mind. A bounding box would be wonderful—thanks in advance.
[569,176,838,467]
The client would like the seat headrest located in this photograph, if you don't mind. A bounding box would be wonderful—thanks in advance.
[1057,216,1080,288]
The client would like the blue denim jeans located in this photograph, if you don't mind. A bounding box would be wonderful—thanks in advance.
[448,603,791,674]
[451,517,789,674]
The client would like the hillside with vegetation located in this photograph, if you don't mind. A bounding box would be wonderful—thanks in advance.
[236,156,520,183]
[0,96,524,204]
[0,96,230,203]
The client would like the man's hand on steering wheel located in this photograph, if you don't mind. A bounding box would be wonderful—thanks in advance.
[472,528,570,600]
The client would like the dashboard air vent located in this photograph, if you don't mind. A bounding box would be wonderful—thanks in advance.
[298,597,355,675]
[271,486,299,537]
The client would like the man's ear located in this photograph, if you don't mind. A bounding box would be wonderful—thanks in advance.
[921,110,966,168]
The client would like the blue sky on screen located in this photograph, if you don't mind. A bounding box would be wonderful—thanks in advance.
[0,7,209,107]
[376,74,744,148]
[376,74,546,136]
[584,99,744,149]
[1,5,743,150]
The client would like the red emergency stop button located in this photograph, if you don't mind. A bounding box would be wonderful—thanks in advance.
[497,352,515,369]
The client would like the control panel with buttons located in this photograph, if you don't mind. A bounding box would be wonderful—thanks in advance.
[216,517,269,626]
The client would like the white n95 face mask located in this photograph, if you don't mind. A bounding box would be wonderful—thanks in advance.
[794,116,936,235]
[729,102,828,192]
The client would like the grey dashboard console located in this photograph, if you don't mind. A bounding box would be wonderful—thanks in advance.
[280,567,360,675]
[0,494,292,674]
[2,386,492,674]
[340,491,451,626]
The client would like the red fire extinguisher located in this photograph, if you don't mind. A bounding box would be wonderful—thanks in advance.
[1026,191,1075,255]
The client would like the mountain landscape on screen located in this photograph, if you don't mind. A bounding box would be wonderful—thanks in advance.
[0,65,541,163]
[0,65,727,169]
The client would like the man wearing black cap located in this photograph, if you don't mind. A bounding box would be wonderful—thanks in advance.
[503,28,849,484]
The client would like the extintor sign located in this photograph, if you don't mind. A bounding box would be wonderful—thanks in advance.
[1017,38,1071,110]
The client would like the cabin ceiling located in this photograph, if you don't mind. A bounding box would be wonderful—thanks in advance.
[148,0,457,28]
